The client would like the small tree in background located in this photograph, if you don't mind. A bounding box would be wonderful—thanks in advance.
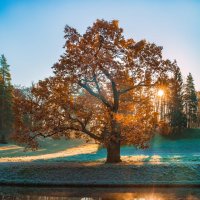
[184,73,198,128]
[168,63,186,132]
[12,86,34,147]
[196,91,200,127]
[0,55,13,143]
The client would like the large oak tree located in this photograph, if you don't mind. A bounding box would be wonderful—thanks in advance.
[13,20,174,162]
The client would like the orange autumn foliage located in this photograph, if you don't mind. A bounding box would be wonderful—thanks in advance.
[13,19,175,162]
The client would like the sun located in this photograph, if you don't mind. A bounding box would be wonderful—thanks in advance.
[157,89,164,97]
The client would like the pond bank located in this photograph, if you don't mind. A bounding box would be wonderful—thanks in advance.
[1,162,200,186]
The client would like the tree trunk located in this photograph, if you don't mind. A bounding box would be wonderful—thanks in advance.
[106,116,121,163]
[0,134,7,144]
[106,139,121,163]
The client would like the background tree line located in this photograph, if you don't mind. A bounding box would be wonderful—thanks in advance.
[155,67,198,134]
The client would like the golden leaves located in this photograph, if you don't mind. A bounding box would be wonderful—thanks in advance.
[112,20,119,28]
[133,39,146,54]
[115,113,136,125]
[13,19,175,152]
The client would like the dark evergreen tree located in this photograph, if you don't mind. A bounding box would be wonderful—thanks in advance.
[197,91,200,127]
[184,73,198,128]
[168,64,186,132]
[0,54,13,143]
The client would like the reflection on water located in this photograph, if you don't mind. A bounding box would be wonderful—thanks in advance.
[1,186,200,200]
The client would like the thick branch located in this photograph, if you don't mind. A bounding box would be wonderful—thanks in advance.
[78,81,112,109]
[99,67,119,112]
[93,74,101,95]
[68,113,102,141]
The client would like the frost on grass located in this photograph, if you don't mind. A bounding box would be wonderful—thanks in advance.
[1,135,200,185]
[1,162,200,185]
[1,134,200,164]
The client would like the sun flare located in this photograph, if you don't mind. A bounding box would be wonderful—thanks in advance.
[157,89,164,97]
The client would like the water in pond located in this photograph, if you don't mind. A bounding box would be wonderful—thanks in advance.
[1,186,200,200]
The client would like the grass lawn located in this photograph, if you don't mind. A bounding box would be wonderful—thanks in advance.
[0,128,200,164]
[1,129,200,185]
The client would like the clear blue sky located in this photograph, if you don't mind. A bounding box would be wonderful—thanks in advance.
[0,0,200,89]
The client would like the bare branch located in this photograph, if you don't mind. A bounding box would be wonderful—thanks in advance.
[99,67,119,111]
